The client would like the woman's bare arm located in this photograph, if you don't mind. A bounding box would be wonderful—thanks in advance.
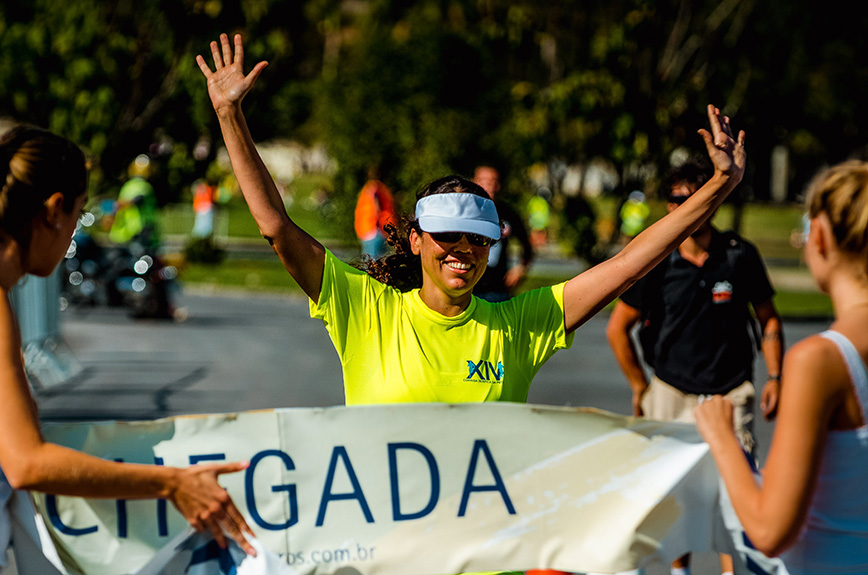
[197,34,325,301]
[0,294,255,553]
[562,105,745,333]
[695,336,850,555]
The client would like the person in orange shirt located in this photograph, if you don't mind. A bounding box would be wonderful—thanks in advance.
[192,178,217,238]
[354,168,396,259]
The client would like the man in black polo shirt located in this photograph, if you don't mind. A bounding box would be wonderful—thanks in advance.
[606,160,783,575]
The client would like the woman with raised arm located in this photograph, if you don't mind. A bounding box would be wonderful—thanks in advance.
[0,126,255,567]
[197,33,744,407]
[695,161,868,573]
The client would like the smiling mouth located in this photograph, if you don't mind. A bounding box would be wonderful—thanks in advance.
[445,261,473,271]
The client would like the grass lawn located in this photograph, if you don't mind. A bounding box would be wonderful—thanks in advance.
[771,290,833,320]
[160,172,343,242]
[179,258,303,294]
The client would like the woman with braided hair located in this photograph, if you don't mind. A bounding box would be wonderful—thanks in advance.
[0,126,255,568]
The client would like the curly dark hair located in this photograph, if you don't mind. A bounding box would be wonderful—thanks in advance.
[357,175,491,291]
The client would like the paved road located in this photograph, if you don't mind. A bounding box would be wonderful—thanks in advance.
[28,288,827,575]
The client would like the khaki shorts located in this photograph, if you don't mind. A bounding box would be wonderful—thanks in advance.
[641,376,756,454]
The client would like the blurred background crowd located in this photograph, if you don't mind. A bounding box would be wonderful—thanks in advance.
[2,0,862,313]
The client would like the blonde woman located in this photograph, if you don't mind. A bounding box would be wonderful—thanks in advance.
[696,161,868,573]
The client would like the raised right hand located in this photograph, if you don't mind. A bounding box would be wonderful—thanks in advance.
[196,34,268,114]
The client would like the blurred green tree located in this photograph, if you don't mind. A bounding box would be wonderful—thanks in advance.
[3,0,868,233]
[307,0,766,255]
[0,0,319,203]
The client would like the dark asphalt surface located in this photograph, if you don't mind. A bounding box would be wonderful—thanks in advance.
[28,287,827,575]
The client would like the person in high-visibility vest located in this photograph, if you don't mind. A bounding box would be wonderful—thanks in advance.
[618,190,650,241]
[109,154,160,249]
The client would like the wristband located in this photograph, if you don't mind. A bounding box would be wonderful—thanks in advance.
[767,374,781,381]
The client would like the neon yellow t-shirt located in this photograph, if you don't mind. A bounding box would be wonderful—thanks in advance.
[310,250,574,405]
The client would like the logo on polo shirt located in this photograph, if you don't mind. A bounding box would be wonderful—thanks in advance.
[712,281,733,304]
[466,360,505,382]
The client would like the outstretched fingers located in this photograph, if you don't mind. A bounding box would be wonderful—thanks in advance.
[210,40,224,69]
[196,480,255,555]
[196,35,231,76]
[721,112,732,137]
[195,54,213,78]
[221,33,234,67]
[698,104,747,183]
[173,461,258,555]
[245,61,269,87]
[199,34,238,74]
[197,34,268,110]
[216,504,257,556]
[233,34,245,68]
[697,127,713,148]
[706,104,733,147]
[212,462,257,552]
[231,34,268,86]
[204,511,229,550]
[705,105,720,140]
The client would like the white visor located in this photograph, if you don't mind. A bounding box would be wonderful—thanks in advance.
[415,193,501,240]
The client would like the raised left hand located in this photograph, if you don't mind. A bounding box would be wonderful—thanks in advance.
[698,104,746,186]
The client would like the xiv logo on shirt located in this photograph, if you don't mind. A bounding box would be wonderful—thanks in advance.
[466,360,505,382]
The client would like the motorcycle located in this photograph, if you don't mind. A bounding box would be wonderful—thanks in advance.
[112,238,178,318]
[60,214,178,319]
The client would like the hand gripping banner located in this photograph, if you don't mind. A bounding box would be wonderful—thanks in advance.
[21,403,781,574]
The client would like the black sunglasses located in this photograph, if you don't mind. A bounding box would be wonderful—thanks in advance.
[667,194,690,205]
[427,231,496,247]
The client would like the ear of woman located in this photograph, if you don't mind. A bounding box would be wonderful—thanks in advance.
[25,191,84,278]
[813,214,833,257]
[43,192,67,230]
[409,228,422,256]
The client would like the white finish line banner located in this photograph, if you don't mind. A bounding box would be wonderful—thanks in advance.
[29,403,758,575]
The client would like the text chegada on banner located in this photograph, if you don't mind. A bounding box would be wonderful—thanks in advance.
[17,403,783,575]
